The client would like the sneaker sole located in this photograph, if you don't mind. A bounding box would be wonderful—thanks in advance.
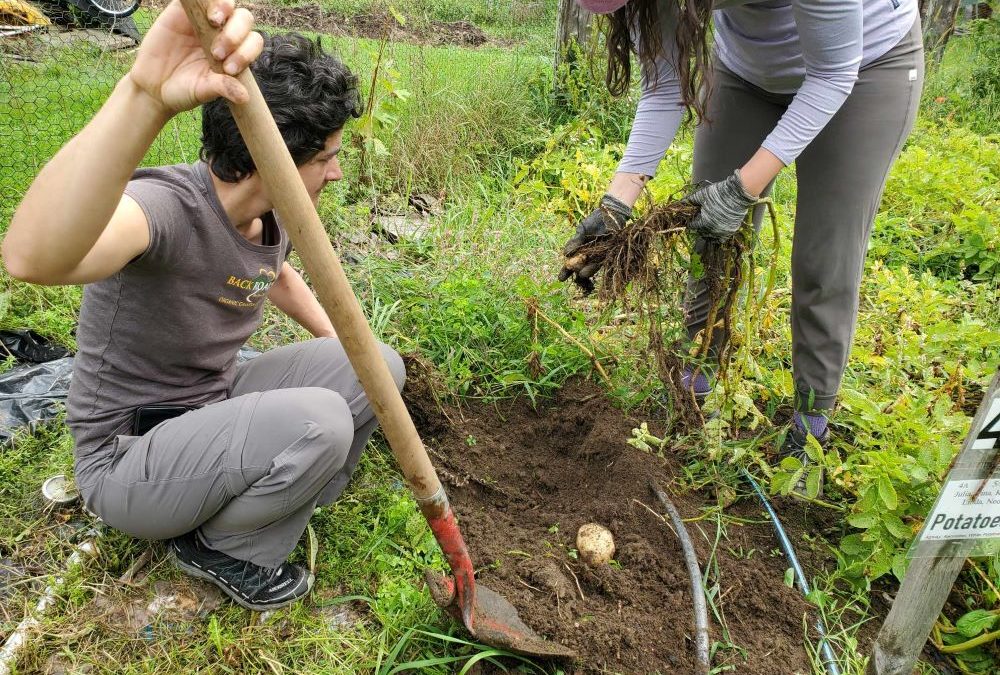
[171,550,314,612]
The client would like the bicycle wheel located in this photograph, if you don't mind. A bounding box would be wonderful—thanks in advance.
[86,0,140,18]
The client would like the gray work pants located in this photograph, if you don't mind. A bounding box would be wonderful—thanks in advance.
[84,338,405,568]
[685,19,924,411]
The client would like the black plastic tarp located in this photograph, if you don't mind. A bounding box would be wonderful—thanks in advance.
[0,357,73,444]
[0,338,262,443]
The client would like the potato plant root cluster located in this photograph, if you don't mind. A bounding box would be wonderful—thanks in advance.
[405,372,819,673]
[566,200,750,433]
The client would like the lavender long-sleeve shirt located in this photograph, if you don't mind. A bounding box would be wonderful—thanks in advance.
[618,0,918,176]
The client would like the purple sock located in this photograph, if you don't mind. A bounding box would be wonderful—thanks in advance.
[681,367,713,396]
[793,411,828,438]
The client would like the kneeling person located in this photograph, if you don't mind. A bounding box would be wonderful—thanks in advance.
[2,0,404,610]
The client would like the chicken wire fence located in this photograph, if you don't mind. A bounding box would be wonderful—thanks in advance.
[0,0,545,212]
[2,0,182,212]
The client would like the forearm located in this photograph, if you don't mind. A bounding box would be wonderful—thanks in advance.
[4,76,168,278]
[606,87,681,208]
[268,264,337,338]
[606,172,649,208]
[737,148,785,197]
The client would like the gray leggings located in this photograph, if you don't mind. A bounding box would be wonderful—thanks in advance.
[83,338,405,568]
[685,18,924,411]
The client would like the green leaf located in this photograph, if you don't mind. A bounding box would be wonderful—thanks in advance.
[804,433,824,463]
[869,549,893,579]
[690,252,704,279]
[783,567,795,588]
[780,456,803,472]
[883,514,911,540]
[840,534,866,555]
[891,552,909,582]
[858,486,879,512]
[848,512,878,529]
[782,468,804,496]
[956,610,998,638]
[805,467,823,499]
[878,477,899,510]
[805,589,828,610]
[365,137,389,157]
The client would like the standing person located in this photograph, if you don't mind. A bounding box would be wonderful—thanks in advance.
[560,0,923,468]
[2,0,404,610]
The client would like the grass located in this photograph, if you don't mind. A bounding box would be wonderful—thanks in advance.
[922,17,1000,136]
[1,5,1000,674]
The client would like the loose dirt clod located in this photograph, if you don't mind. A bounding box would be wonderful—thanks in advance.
[522,559,575,601]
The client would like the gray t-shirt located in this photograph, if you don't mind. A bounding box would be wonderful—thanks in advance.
[618,0,918,174]
[68,162,290,487]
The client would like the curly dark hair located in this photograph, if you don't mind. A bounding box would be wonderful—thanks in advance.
[604,0,713,122]
[201,33,361,182]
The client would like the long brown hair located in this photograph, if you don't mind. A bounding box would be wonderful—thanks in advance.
[604,0,713,121]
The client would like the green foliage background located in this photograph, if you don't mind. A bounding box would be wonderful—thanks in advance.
[0,4,999,673]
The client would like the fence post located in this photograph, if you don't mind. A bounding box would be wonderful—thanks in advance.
[868,367,1000,675]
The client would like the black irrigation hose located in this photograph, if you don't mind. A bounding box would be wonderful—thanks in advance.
[739,468,841,675]
[649,481,711,675]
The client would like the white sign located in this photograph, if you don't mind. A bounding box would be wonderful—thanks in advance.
[921,479,1000,542]
[919,394,1000,543]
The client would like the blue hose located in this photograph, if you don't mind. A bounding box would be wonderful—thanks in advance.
[739,468,841,675]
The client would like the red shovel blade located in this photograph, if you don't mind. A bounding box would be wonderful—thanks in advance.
[423,507,575,660]
[425,570,577,659]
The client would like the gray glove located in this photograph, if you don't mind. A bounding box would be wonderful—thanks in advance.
[558,194,633,293]
[684,170,757,241]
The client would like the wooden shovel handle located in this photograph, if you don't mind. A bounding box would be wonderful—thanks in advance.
[176,0,443,506]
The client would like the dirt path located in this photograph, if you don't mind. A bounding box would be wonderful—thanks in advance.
[405,372,824,674]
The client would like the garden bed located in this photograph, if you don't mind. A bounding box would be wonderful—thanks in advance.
[405,372,825,673]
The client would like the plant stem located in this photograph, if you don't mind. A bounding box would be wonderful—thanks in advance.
[938,628,1000,654]
[525,299,611,385]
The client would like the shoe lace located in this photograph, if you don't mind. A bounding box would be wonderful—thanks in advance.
[220,557,279,594]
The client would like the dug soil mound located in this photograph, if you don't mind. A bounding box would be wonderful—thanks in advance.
[248,3,493,47]
[405,373,824,674]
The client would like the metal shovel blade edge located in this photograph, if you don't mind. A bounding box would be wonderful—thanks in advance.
[424,569,577,660]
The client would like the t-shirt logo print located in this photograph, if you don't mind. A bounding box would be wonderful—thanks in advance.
[245,268,277,302]
[220,268,277,308]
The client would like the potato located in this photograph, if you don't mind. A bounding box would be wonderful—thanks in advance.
[576,523,615,566]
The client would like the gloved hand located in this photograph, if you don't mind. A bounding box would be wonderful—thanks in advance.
[684,170,758,242]
[558,194,632,293]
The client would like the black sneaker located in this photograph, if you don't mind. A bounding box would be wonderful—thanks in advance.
[170,532,313,611]
[781,417,830,497]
